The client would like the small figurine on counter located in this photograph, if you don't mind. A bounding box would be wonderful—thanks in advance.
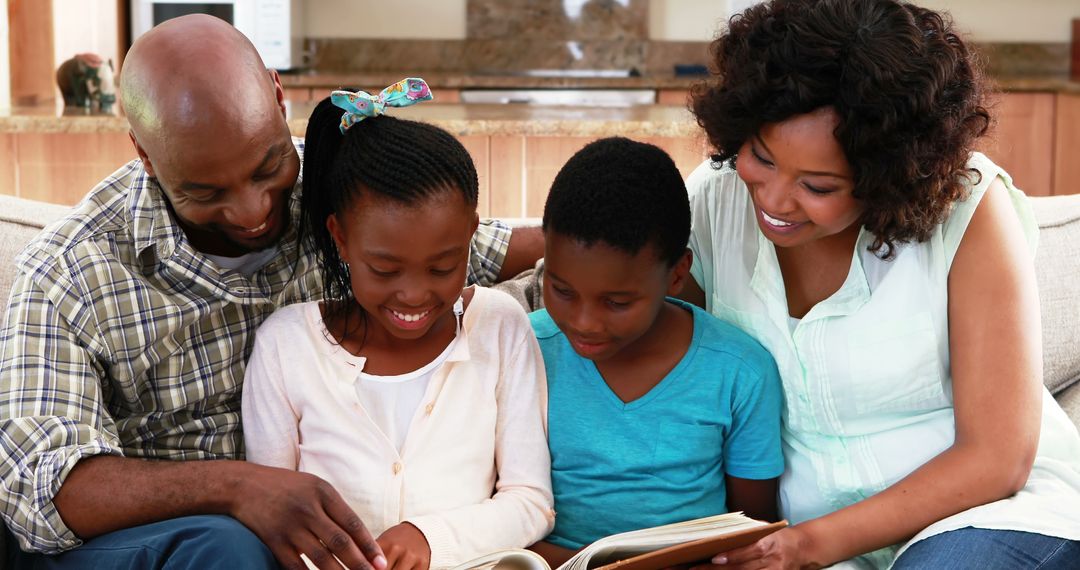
[56,53,117,114]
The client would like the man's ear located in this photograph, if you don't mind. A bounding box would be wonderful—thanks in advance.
[129,130,156,178]
[666,247,694,297]
[268,68,287,118]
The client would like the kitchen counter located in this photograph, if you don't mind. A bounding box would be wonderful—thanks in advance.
[278,70,1080,94]
[279,70,704,90]
[0,100,703,137]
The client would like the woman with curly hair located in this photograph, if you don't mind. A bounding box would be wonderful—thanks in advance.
[683,0,1080,568]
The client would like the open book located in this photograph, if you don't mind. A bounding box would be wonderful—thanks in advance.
[451,512,787,570]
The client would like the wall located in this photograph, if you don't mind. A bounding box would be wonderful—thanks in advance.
[53,0,121,69]
[304,0,1080,43]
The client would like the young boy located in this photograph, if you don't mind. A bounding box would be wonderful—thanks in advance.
[528,138,784,565]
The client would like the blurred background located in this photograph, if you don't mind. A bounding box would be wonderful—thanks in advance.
[1,0,1078,214]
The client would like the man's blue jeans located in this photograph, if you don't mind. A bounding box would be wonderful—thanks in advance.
[892,527,1080,569]
[6,515,277,569]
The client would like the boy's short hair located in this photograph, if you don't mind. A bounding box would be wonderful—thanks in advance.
[542,137,690,267]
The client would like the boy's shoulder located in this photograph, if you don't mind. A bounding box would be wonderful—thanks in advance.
[527,308,562,340]
[677,300,777,379]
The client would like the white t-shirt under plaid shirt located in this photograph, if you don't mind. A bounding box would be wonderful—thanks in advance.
[0,138,513,554]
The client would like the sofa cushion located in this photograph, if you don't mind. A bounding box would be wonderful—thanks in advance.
[1031,194,1080,396]
[0,195,71,319]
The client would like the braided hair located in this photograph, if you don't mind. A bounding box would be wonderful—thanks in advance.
[301,94,479,329]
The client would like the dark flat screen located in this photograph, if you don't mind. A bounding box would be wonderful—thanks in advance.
[152,4,234,25]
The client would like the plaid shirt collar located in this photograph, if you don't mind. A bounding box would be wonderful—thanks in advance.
[127,137,308,271]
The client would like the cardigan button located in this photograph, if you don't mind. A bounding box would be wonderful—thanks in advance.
[392,462,402,475]
[424,403,434,415]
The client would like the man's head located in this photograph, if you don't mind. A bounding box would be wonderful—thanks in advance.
[541,137,692,361]
[121,14,299,256]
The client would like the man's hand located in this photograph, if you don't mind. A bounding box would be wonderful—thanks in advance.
[377,523,431,570]
[230,464,386,570]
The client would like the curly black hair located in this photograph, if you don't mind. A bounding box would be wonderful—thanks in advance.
[691,0,991,258]
[301,94,479,327]
[543,137,690,267]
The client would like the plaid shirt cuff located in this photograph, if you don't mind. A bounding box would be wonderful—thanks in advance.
[468,219,512,287]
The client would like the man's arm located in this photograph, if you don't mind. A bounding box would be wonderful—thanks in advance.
[54,456,385,570]
[498,225,544,281]
[0,268,384,570]
[469,221,544,285]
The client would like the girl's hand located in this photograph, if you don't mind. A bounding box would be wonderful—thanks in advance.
[692,527,822,570]
[377,523,431,570]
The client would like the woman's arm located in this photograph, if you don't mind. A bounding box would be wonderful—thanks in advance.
[714,179,1043,569]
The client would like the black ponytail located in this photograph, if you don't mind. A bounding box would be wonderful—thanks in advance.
[300,93,480,329]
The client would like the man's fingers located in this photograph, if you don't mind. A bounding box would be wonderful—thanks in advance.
[297,530,348,570]
[320,487,385,570]
[267,541,310,570]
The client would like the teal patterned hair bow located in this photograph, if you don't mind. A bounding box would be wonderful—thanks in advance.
[330,77,434,133]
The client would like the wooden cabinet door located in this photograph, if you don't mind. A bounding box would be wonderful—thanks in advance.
[978,92,1056,197]
[1054,93,1080,196]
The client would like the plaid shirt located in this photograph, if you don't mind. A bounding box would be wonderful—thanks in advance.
[0,138,512,554]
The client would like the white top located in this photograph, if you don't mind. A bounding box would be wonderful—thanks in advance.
[356,336,455,452]
[242,287,555,569]
[204,246,279,278]
[687,153,1080,568]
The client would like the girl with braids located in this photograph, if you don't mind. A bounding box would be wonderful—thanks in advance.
[681,1,1080,569]
[241,80,554,570]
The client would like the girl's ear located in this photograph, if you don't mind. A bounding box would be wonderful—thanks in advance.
[326,213,347,257]
[665,248,693,297]
[470,210,480,236]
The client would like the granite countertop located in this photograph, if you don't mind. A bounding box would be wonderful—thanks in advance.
[0,100,703,137]
[280,70,1080,93]
[278,70,704,90]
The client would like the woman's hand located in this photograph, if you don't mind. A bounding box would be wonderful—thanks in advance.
[377,523,431,570]
[692,527,822,570]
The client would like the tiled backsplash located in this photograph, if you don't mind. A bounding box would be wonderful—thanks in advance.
[303,0,1071,78]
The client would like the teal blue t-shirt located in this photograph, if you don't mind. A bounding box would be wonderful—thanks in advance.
[529,299,784,549]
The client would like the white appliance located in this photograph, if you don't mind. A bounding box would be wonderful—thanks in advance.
[130,0,304,70]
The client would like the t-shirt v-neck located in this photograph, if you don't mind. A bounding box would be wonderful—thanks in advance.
[586,301,701,411]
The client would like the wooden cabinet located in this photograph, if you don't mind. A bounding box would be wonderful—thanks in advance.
[470,134,710,218]
[11,132,135,205]
[1054,93,1080,196]
[978,93,1057,197]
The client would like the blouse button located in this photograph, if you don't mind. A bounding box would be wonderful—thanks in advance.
[424,403,434,415]
[392,462,403,475]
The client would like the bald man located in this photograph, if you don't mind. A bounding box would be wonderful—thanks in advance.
[0,14,540,570]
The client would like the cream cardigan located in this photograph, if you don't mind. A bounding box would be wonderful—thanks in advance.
[242,287,554,568]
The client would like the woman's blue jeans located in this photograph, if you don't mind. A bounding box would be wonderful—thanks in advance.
[6,515,277,569]
[892,527,1080,569]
